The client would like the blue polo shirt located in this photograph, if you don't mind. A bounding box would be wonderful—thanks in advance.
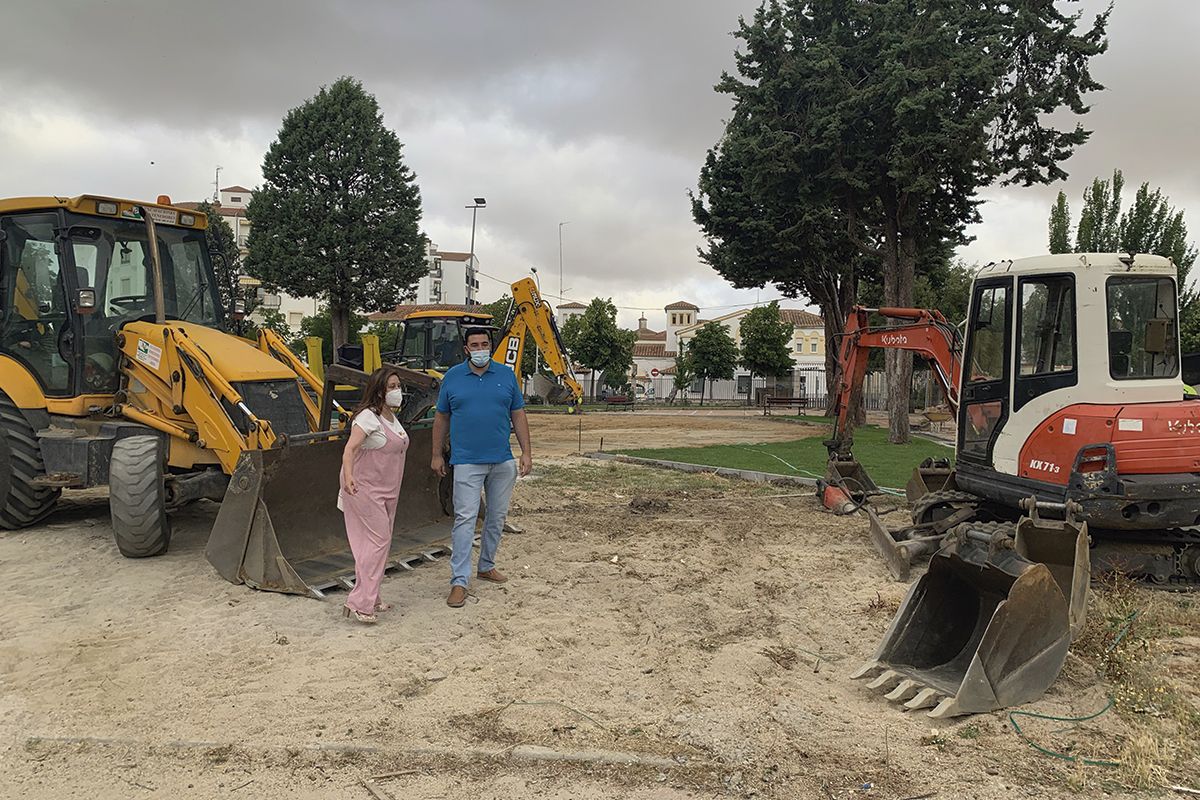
[436,360,525,465]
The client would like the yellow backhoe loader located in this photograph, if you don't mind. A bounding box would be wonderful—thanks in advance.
[357,277,584,409]
[0,194,448,597]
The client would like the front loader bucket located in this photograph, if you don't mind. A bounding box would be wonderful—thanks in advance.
[852,520,1089,718]
[205,425,450,597]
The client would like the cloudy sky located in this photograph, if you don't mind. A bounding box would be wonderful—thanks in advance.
[3,0,1196,328]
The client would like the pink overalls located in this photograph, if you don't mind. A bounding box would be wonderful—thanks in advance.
[339,420,409,614]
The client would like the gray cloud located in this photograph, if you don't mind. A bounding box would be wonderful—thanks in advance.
[3,0,1197,329]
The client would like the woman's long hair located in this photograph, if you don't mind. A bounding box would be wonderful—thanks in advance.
[350,366,403,423]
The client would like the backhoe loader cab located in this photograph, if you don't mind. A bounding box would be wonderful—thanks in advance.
[391,310,496,373]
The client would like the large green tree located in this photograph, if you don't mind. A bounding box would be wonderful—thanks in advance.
[687,322,739,405]
[246,77,427,352]
[1048,170,1199,350]
[670,352,696,405]
[738,302,794,405]
[694,0,1108,443]
[560,299,635,400]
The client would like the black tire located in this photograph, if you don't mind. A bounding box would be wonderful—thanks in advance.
[109,435,171,558]
[0,395,60,529]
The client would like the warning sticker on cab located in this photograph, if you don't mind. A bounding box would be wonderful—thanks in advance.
[135,339,162,370]
[1117,418,1143,432]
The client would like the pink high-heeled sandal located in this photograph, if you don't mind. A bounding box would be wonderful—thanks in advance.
[374,602,394,612]
[342,605,377,624]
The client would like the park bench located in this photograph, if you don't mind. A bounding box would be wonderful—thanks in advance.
[604,395,636,411]
[763,396,810,415]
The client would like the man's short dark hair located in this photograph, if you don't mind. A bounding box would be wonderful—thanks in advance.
[463,327,493,347]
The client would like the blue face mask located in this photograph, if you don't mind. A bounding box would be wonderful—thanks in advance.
[469,350,492,367]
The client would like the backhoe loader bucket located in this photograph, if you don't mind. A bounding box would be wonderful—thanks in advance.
[852,509,1089,718]
[205,425,450,598]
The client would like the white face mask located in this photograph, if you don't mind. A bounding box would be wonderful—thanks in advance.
[385,388,404,408]
[469,350,492,367]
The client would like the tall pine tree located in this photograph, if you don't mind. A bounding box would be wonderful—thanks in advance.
[694,0,1108,443]
[247,77,426,352]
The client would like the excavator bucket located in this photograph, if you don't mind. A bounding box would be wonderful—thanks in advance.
[852,510,1089,718]
[826,456,880,497]
[205,424,450,598]
[905,458,955,503]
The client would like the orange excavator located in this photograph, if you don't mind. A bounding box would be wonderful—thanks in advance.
[823,252,1199,717]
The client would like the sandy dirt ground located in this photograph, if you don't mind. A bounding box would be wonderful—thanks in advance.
[0,413,1194,799]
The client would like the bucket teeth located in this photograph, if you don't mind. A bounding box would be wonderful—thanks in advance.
[884,679,920,702]
[926,697,961,719]
[849,661,884,681]
[903,688,942,711]
[866,670,902,692]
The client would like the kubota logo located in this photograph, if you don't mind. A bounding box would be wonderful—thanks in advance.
[881,333,909,345]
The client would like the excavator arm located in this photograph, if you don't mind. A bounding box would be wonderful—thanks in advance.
[827,306,963,458]
[494,277,584,408]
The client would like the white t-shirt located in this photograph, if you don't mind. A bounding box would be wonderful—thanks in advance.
[352,408,405,450]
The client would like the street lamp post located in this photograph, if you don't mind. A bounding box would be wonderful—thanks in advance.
[558,221,570,302]
[466,197,486,302]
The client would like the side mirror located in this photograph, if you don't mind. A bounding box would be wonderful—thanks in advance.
[230,299,246,322]
[75,288,97,315]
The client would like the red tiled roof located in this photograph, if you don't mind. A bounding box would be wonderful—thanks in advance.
[665,301,699,311]
[637,330,666,342]
[435,251,472,261]
[556,301,587,309]
[221,185,252,193]
[369,303,492,322]
[632,343,666,357]
[781,309,824,327]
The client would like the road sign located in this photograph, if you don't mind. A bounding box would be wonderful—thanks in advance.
[650,368,660,377]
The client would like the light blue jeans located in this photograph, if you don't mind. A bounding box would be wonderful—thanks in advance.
[450,460,518,587]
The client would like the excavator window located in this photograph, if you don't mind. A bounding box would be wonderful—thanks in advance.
[960,280,1012,464]
[1014,275,1077,412]
[1106,276,1178,380]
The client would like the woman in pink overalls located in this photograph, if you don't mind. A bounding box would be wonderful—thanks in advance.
[339,367,409,623]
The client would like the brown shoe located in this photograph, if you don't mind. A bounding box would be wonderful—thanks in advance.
[447,585,468,608]
[477,568,508,584]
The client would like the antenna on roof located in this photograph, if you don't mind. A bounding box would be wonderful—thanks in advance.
[214,165,222,202]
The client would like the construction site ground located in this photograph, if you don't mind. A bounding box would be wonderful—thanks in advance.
[1,411,1196,799]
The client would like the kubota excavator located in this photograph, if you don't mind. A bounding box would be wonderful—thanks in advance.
[0,194,449,598]
[822,252,1198,717]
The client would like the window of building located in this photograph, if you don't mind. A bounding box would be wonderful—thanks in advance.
[231,196,242,203]
[795,341,803,352]
[671,314,677,325]
[811,342,818,353]
[288,311,304,328]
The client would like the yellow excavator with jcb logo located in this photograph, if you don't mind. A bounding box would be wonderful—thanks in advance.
[0,194,447,597]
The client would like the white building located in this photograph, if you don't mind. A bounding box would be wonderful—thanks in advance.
[629,301,828,402]
[413,243,480,306]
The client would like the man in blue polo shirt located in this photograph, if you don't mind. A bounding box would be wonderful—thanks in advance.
[432,327,532,608]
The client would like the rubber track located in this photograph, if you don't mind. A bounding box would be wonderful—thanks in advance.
[0,395,60,529]
[109,436,171,558]
[910,489,980,526]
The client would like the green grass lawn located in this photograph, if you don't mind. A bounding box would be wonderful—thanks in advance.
[616,424,952,489]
